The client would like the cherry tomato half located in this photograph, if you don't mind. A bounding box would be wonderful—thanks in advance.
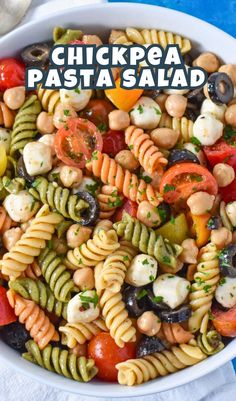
[102,130,126,157]
[0,58,25,92]
[212,305,236,337]
[88,332,136,382]
[80,99,114,132]
[219,177,236,203]
[113,198,138,222]
[55,118,103,168]
[0,286,17,326]
[204,139,236,171]
[159,163,218,205]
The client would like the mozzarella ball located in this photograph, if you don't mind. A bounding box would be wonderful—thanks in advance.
[193,52,220,73]
[125,254,158,287]
[153,274,190,309]
[4,191,38,223]
[219,64,236,86]
[200,99,226,122]
[225,201,236,227]
[3,86,25,110]
[108,110,130,131]
[210,227,232,249]
[53,103,77,129]
[213,163,235,187]
[183,142,207,166]
[3,227,23,251]
[115,150,140,172]
[67,291,100,323]
[187,191,215,215]
[0,128,11,153]
[193,114,223,146]
[130,97,162,130]
[215,277,236,308]
[74,177,99,194]
[36,112,54,135]
[137,201,161,228]
[225,104,236,127]
[60,86,92,111]
[137,311,161,336]
[38,134,56,157]
[150,127,179,150]
[73,268,95,291]
[60,165,83,188]
[165,94,187,118]
[23,142,52,176]
[67,224,92,248]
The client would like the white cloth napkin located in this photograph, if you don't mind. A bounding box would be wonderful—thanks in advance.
[0,1,236,400]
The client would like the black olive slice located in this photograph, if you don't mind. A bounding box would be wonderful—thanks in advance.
[17,156,34,184]
[219,244,236,277]
[21,42,51,67]
[123,286,148,317]
[157,202,171,224]
[76,191,100,226]
[136,336,165,358]
[207,215,222,230]
[207,72,234,105]
[0,322,30,352]
[159,305,191,323]
[168,149,200,167]
[146,289,171,313]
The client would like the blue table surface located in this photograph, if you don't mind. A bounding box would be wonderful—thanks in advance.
[108,0,236,371]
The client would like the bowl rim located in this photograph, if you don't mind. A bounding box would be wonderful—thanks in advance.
[0,1,236,397]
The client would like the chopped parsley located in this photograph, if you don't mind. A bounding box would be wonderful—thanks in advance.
[123,255,129,262]
[153,107,161,115]
[137,289,148,300]
[142,258,149,265]
[162,255,171,264]
[223,125,236,144]
[163,184,175,193]
[63,109,70,116]
[97,122,107,132]
[79,292,99,308]
[147,211,151,219]
[139,174,152,183]
[74,88,81,94]
[149,275,155,282]
[85,181,100,196]
[152,295,164,303]
[137,104,144,114]
[203,285,212,293]
[170,215,175,225]
[190,136,201,147]
[108,196,123,208]
[219,277,226,286]
[129,144,134,150]
[91,151,98,160]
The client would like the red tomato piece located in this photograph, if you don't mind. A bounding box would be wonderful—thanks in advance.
[102,130,126,157]
[212,305,236,337]
[204,139,236,171]
[113,198,138,222]
[80,99,114,132]
[0,58,25,92]
[88,333,136,382]
[55,118,103,168]
[0,286,17,326]
[159,163,218,205]
[219,177,236,203]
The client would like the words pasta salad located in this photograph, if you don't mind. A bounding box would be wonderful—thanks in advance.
[0,26,236,386]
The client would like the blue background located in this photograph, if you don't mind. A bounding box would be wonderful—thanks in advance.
[108,0,236,370]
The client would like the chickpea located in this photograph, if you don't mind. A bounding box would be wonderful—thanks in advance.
[137,311,161,336]
[219,64,236,86]
[165,94,187,118]
[67,224,92,249]
[115,150,139,171]
[3,86,25,110]
[179,239,198,264]
[3,227,23,251]
[193,52,220,73]
[187,191,215,215]
[73,267,95,291]
[211,227,232,249]
[155,94,168,112]
[70,343,87,357]
[225,104,236,127]
[108,110,130,131]
[213,163,235,187]
[53,103,77,129]
[36,112,54,135]
[82,35,103,46]
[137,201,161,228]
[150,127,179,150]
[60,165,83,188]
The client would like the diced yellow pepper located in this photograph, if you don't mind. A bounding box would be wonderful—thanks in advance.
[0,145,7,177]
[155,213,189,245]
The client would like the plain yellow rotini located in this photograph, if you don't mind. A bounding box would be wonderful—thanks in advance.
[65,229,120,269]
[159,112,193,142]
[0,205,63,279]
[100,240,138,293]
[188,243,220,334]
[95,262,136,348]
[37,85,60,113]
[116,343,206,385]
[59,318,107,348]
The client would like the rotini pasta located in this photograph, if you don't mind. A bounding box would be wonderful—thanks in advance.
[116,343,206,385]
[0,206,16,233]
[86,151,163,206]
[10,95,42,156]
[37,85,60,113]
[0,101,15,128]
[159,323,194,345]
[29,177,89,223]
[113,213,182,268]
[38,247,74,302]
[125,126,167,174]
[159,113,193,142]
[97,185,123,219]
[188,243,220,333]
[197,330,224,355]
[66,228,120,269]
[22,261,42,279]
[7,290,59,349]
[9,277,68,319]
[0,205,63,279]
[59,318,107,347]
[23,340,98,382]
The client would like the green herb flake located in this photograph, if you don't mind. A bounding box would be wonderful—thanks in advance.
[152,295,164,303]
[153,107,161,115]
[63,109,70,116]
[74,88,81,94]
[123,255,129,262]
[142,258,149,265]
[79,292,99,308]
[137,289,148,300]
[162,255,171,264]
[163,184,175,193]
[219,277,226,286]
[170,215,175,225]
[190,136,201,147]
[97,122,107,132]
[137,104,144,114]
[149,275,155,282]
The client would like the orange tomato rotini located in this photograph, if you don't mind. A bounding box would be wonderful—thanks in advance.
[0,101,15,128]
[0,206,16,234]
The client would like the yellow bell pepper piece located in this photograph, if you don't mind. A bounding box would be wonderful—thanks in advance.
[191,213,211,248]
[155,213,189,245]
[0,145,7,177]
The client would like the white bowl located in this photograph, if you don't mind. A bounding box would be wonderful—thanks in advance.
[0,2,236,397]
